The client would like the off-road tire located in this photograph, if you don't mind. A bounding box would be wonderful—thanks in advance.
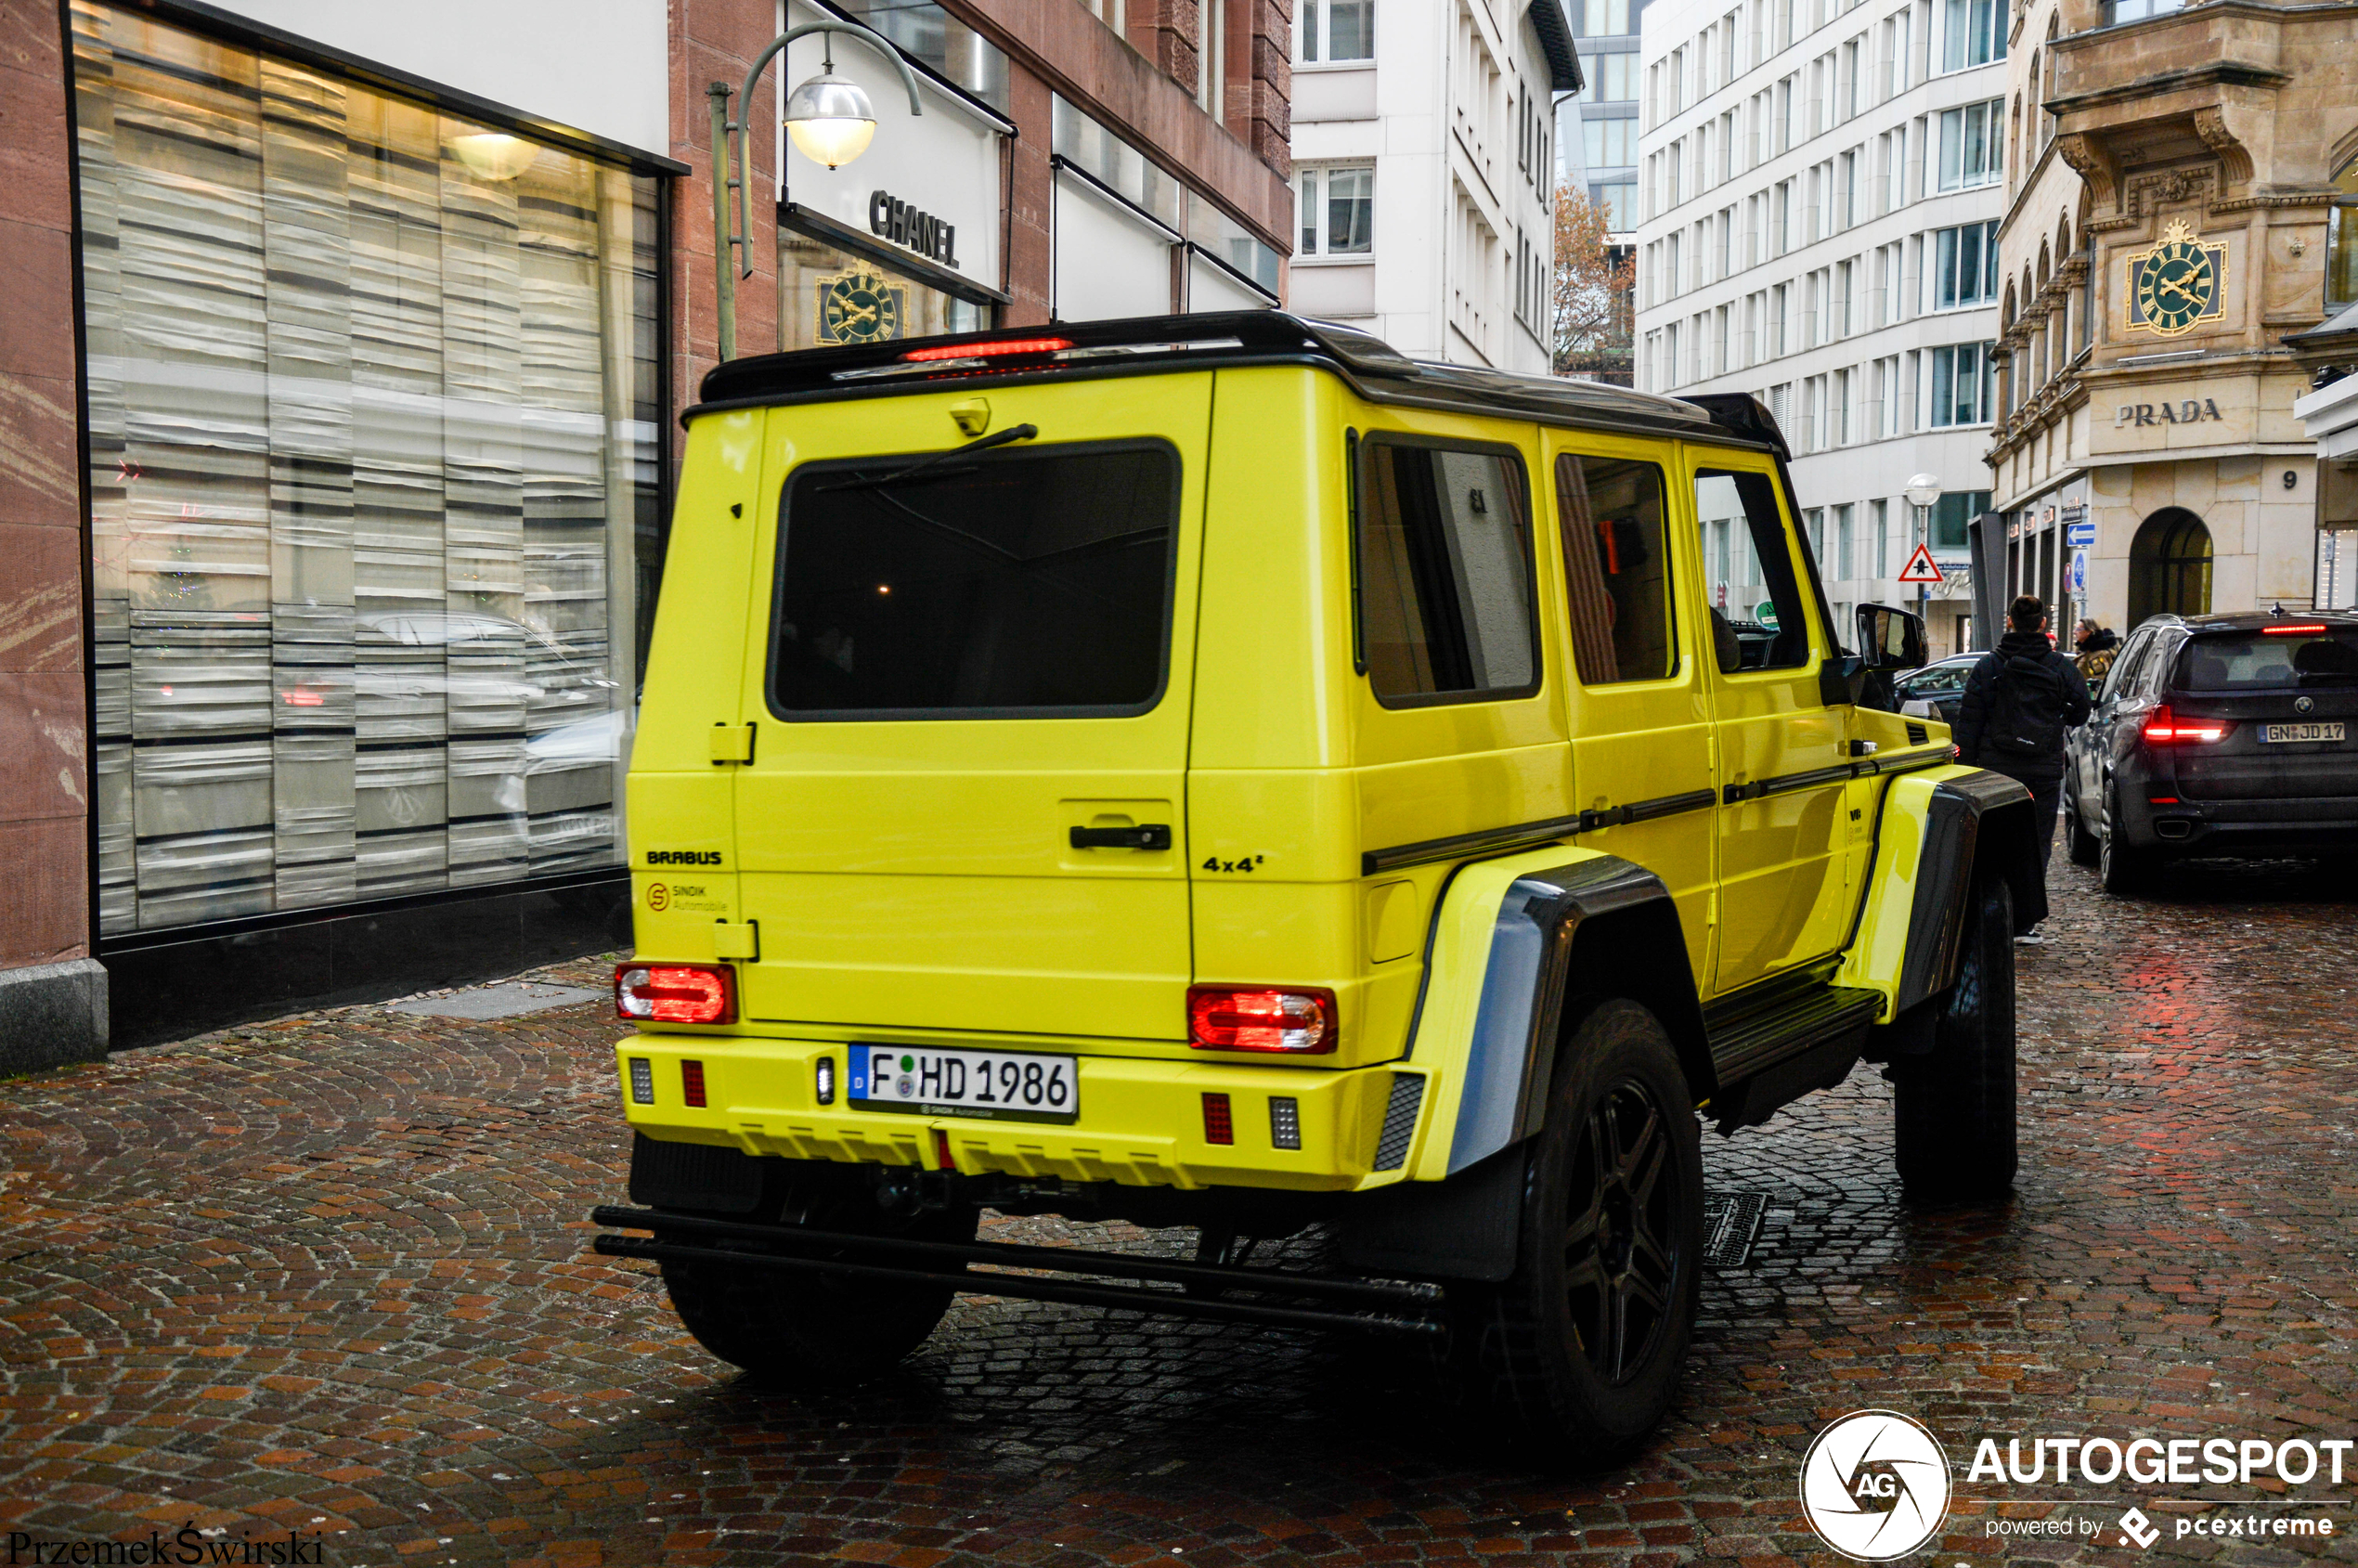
[658,1165,977,1391]
[2099,782,2157,896]
[2064,782,2099,866]
[1451,999,1704,1467]
[1891,876,2016,1202]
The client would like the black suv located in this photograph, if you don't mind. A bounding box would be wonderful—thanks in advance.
[2064,610,2358,891]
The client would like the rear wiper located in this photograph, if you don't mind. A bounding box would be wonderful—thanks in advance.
[820,423,1039,493]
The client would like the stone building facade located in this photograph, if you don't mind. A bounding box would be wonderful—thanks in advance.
[1987,0,2355,636]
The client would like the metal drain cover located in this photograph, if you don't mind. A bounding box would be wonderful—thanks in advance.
[1702,1191,1768,1267]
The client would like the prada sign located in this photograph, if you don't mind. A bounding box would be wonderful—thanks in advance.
[869,189,959,269]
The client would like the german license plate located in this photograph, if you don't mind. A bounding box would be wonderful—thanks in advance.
[2261,722,2345,744]
[848,1043,1079,1123]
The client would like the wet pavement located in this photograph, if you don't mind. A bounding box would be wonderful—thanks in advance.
[3,853,2355,1566]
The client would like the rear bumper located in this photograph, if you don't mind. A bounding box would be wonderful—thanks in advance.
[2135,797,2358,854]
[615,1032,1426,1192]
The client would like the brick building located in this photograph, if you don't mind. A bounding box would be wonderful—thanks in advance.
[0,0,1290,1066]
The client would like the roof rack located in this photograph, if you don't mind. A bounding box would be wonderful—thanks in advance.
[685,309,1777,453]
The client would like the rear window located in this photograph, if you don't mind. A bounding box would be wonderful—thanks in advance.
[1354,437,1539,706]
[770,441,1179,718]
[2174,628,2358,691]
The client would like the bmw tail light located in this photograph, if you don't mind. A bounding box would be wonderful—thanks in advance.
[2143,705,2230,745]
[1187,987,1337,1054]
[615,964,735,1025]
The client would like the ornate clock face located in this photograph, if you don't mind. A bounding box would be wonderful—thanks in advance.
[2133,222,2218,337]
[822,270,902,343]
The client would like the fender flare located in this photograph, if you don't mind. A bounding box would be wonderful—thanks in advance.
[1336,851,1706,1283]
[1890,770,2044,1017]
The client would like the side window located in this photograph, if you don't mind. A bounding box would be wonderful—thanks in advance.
[2098,631,2146,702]
[2135,633,2179,699]
[1693,466,1811,671]
[1355,439,1540,706]
[1557,454,1676,684]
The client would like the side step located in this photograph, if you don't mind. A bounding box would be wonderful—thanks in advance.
[588,1205,1447,1338]
[1703,976,1883,1134]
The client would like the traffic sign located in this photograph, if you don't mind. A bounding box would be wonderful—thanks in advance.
[2066,520,2095,548]
[1898,544,1944,584]
[1755,602,1780,628]
[2068,549,2088,593]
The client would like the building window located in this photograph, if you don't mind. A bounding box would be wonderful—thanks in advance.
[1937,98,2003,190]
[1299,166,1374,254]
[1930,490,1992,551]
[1932,220,2000,308]
[2101,0,2183,21]
[1593,180,1637,229]
[2330,155,2358,310]
[1586,118,1638,166]
[1581,52,1638,102]
[1576,0,1634,33]
[1299,0,1373,62]
[1940,0,2002,69]
[71,3,660,935]
[1928,344,1992,425]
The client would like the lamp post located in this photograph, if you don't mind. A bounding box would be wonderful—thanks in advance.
[706,21,926,362]
[1903,473,1941,627]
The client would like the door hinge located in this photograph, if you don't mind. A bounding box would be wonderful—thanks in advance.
[712,921,759,961]
[708,722,756,764]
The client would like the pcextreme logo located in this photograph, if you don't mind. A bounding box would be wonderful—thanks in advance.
[1799,1409,1954,1561]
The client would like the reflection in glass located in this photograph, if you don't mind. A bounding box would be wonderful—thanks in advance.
[72,2,659,932]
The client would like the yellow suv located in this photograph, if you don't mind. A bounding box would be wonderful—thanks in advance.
[594,313,2045,1461]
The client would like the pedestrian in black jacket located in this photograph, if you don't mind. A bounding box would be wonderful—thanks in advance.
[1954,593,2091,944]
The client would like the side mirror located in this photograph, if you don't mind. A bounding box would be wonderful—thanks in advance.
[1856,603,1928,671]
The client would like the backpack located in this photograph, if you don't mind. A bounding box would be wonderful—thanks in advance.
[1979,652,2068,758]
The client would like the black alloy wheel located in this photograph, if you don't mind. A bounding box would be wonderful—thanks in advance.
[2065,778,2100,866]
[1562,1079,1680,1384]
[1453,998,1703,1466]
[2099,780,2156,895]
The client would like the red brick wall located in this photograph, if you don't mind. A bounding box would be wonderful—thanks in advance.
[0,0,92,971]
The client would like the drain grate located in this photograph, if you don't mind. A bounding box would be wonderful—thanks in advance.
[1701,1191,1768,1267]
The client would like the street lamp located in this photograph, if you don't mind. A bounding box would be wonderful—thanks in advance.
[1903,473,1941,624]
[706,21,926,361]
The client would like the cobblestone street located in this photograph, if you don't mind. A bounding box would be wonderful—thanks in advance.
[4,855,2356,1568]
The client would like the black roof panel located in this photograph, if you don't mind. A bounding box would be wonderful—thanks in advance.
[688,309,1774,453]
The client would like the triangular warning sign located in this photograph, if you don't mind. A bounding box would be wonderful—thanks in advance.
[1897,544,1944,584]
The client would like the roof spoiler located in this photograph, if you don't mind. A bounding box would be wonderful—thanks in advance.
[1679,393,1792,460]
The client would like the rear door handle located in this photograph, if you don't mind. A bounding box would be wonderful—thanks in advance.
[1069,824,1173,850]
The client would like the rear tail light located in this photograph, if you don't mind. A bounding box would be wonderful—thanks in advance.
[627,1057,654,1105]
[1201,1092,1235,1145]
[615,964,736,1025]
[2142,705,2230,745]
[1187,986,1338,1054]
[680,1059,707,1107]
[2262,623,2328,635]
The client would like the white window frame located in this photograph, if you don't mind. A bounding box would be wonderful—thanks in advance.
[1297,163,1375,257]
[1295,0,1374,63]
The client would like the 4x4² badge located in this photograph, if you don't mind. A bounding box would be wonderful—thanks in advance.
[1799,1409,1953,1561]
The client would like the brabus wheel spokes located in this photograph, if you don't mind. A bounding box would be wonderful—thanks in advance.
[1562,1078,1678,1384]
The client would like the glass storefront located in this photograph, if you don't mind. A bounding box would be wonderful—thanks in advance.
[71,4,662,934]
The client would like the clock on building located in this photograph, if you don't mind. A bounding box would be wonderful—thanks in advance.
[819,268,904,344]
[2129,220,2224,337]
